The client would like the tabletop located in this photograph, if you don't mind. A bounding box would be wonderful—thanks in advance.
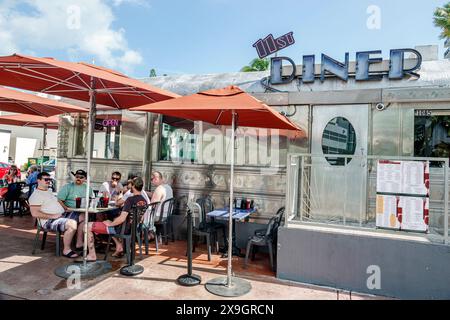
[207,208,256,221]
[69,206,117,213]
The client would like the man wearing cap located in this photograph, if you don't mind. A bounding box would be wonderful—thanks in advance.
[57,169,94,210]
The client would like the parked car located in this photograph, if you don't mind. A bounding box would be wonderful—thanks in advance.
[0,162,22,179]
[42,159,56,173]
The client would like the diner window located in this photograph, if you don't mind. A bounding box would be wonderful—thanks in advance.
[159,116,198,163]
[93,115,121,159]
[70,110,146,161]
[321,117,356,166]
[414,110,450,166]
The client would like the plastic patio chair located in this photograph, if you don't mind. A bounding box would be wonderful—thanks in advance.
[244,215,280,272]
[154,198,175,245]
[137,201,160,257]
[32,218,62,256]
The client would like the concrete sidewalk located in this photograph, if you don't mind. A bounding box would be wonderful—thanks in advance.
[0,215,386,300]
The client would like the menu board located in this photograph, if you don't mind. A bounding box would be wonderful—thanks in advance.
[377,160,429,196]
[376,160,430,233]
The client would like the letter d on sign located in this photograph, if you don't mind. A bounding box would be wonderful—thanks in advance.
[366,265,381,290]
[270,57,296,85]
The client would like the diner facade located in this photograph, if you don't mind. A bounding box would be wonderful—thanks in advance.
[55,45,450,298]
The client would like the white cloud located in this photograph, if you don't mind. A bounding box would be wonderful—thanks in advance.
[0,0,144,73]
[110,0,151,7]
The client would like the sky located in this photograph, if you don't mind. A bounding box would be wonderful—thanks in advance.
[0,0,447,78]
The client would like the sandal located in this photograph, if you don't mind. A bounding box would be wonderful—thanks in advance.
[62,250,79,259]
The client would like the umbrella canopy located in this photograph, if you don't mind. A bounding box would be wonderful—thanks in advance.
[131,85,304,296]
[0,86,88,116]
[0,114,59,129]
[131,85,304,134]
[0,53,178,273]
[0,54,179,107]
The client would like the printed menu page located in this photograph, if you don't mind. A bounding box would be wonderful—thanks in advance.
[377,161,402,194]
[399,197,429,232]
[376,195,400,229]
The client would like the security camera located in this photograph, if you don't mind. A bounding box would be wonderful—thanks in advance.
[375,103,386,111]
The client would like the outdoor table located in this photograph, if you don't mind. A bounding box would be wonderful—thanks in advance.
[207,208,256,257]
[68,206,120,221]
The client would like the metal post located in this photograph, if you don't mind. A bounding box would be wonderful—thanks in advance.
[205,112,251,297]
[343,156,347,225]
[177,206,201,285]
[299,155,304,222]
[83,82,96,269]
[226,112,236,287]
[445,160,449,245]
[142,113,154,190]
[41,125,47,172]
[120,206,144,276]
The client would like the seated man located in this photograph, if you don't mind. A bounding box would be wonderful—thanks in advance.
[116,176,150,207]
[99,171,123,201]
[83,177,147,261]
[29,172,82,258]
[150,171,173,219]
[57,169,94,211]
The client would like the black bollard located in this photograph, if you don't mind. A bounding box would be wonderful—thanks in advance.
[177,206,201,286]
[120,205,144,276]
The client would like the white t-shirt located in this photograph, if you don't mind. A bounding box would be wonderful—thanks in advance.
[155,184,174,219]
[99,181,124,198]
[122,189,151,204]
[29,188,65,225]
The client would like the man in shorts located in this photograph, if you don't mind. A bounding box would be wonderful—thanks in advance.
[29,172,81,258]
[83,177,147,261]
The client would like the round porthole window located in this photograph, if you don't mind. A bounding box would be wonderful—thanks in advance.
[321,117,356,166]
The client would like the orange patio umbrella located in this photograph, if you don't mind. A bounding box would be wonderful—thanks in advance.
[0,53,178,274]
[0,114,61,171]
[132,85,305,296]
[0,86,88,116]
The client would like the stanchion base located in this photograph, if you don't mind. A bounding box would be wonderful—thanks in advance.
[55,261,111,279]
[177,274,202,286]
[120,264,144,276]
[205,276,251,297]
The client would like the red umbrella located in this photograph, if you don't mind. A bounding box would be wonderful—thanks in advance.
[0,86,88,116]
[0,53,178,272]
[132,85,305,296]
[0,114,61,171]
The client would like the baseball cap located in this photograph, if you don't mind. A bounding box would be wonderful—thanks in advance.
[71,169,87,178]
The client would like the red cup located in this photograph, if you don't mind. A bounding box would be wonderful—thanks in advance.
[75,197,81,208]
[103,197,109,208]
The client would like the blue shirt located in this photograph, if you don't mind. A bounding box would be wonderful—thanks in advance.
[26,171,39,194]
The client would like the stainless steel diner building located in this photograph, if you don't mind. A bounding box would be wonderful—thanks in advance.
[56,45,450,299]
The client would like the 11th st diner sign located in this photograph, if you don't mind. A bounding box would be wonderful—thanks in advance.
[269,49,423,85]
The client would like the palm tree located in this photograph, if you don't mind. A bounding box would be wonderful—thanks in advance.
[240,58,270,72]
[434,3,450,39]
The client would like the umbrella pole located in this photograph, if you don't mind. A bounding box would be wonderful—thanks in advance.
[227,113,236,287]
[204,112,251,297]
[41,125,47,172]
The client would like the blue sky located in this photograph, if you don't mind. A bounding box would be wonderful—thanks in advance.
[0,0,447,78]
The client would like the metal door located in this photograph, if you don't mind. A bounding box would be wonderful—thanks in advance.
[309,105,368,225]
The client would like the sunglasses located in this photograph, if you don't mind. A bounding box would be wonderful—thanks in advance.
[75,175,86,179]
[44,178,52,182]
[111,177,120,181]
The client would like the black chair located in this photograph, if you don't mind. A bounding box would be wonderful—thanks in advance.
[154,198,175,245]
[137,201,160,257]
[32,218,62,256]
[104,204,148,265]
[187,202,216,261]
[196,196,226,247]
[244,214,280,272]
[2,182,27,217]
[254,207,285,237]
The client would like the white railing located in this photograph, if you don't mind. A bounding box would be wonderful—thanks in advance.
[285,154,449,245]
